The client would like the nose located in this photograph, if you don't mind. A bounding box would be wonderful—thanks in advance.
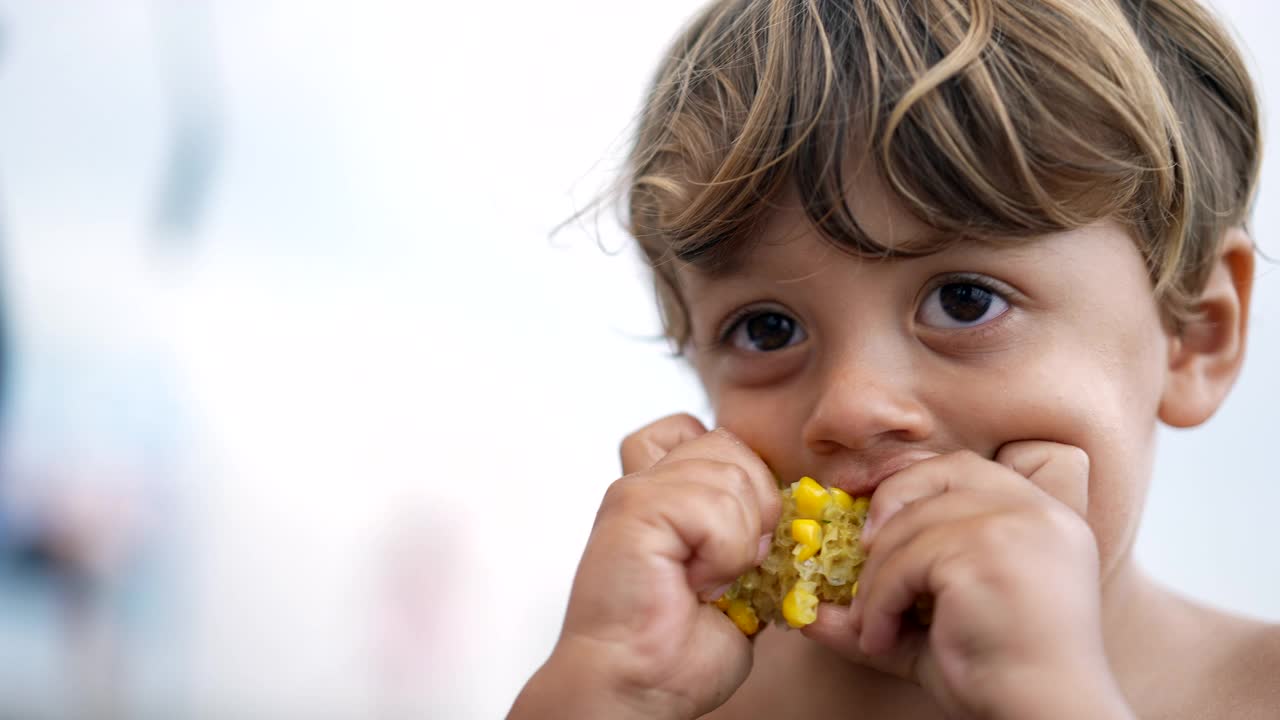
[801,353,934,455]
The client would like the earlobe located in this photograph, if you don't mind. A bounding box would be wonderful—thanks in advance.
[1158,227,1255,428]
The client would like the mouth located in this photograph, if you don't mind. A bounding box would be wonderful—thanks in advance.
[823,450,939,498]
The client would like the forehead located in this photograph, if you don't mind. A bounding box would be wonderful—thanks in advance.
[680,162,952,286]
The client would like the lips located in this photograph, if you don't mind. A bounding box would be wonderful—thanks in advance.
[823,450,939,498]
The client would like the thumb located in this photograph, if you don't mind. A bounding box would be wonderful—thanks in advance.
[619,413,709,475]
[994,441,1091,517]
[802,603,928,684]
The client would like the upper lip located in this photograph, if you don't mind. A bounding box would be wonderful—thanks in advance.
[822,449,940,497]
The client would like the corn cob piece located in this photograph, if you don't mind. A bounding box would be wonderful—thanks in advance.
[712,477,870,632]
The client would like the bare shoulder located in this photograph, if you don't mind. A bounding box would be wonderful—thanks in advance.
[1137,589,1280,719]
[1220,621,1280,705]
[1195,613,1280,718]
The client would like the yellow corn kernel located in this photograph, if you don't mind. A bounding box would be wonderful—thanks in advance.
[790,519,823,562]
[714,594,732,611]
[849,579,859,598]
[851,496,870,517]
[830,487,854,511]
[783,581,819,628]
[794,476,831,520]
[727,599,760,636]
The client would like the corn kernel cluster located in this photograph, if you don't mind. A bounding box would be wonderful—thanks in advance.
[712,476,870,634]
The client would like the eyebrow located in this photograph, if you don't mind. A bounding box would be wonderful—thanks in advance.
[674,236,754,280]
[680,226,957,286]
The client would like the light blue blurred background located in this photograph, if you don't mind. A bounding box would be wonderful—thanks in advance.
[0,1,1275,718]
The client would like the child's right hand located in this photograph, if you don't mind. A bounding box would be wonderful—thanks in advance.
[509,414,781,720]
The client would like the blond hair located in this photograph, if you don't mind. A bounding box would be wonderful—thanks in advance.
[622,0,1260,346]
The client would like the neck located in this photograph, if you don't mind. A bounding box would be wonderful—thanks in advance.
[1097,553,1192,709]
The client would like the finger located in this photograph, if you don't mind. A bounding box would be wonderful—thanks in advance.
[994,441,1090,516]
[801,603,861,655]
[650,457,767,562]
[801,603,927,681]
[856,523,965,656]
[602,461,764,597]
[805,605,951,711]
[656,428,782,538]
[620,413,709,475]
[658,476,760,597]
[856,489,999,596]
[863,451,998,544]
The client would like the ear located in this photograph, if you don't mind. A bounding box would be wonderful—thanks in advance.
[1158,227,1255,428]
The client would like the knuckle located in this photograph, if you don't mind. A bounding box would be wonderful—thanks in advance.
[703,487,750,535]
[759,482,783,519]
[670,458,754,500]
[715,461,754,494]
[619,414,703,457]
[954,448,989,470]
[969,515,1022,555]
[600,475,646,514]
[935,549,980,589]
[708,428,763,466]
[665,412,705,431]
[652,412,702,437]
[1059,445,1091,477]
[953,544,1019,591]
[1048,507,1097,552]
[708,426,744,446]
[618,430,645,458]
[663,457,722,481]
[1031,501,1072,532]
[993,439,1033,461]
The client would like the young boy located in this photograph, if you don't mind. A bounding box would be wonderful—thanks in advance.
[511,0,1277,717]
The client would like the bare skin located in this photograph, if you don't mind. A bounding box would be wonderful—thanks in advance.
[710,563,1280,719]
[510,174,1275,718]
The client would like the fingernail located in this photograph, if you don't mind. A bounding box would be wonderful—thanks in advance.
[703,583,732,602]
[756,535,772,565]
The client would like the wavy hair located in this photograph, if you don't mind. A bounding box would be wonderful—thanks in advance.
[622,0,1260,346]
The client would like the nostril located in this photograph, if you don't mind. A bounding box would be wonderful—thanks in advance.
[805,437,846,456]
[800,380,934,454]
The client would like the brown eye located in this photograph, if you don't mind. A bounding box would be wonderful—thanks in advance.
[918,281,1009,329]
[727,311,806,352]
[940,284,992,322]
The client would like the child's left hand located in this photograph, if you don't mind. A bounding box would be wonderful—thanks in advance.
[802,441,1135,720]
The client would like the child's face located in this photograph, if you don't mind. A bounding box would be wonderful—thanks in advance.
[680,181,1173,580]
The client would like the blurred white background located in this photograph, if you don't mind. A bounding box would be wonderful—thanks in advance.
[0,1,1274,718]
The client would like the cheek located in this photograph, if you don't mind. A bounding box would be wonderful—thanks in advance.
[1070,417,1156,575]
[938,348,1162,574]
[709,389,809,477]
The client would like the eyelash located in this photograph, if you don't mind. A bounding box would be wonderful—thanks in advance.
[714,305,781,348]
[709,273,1018,348]
[711,301,808,351]
[918,272,1019,334]
[927,272,1006,299]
